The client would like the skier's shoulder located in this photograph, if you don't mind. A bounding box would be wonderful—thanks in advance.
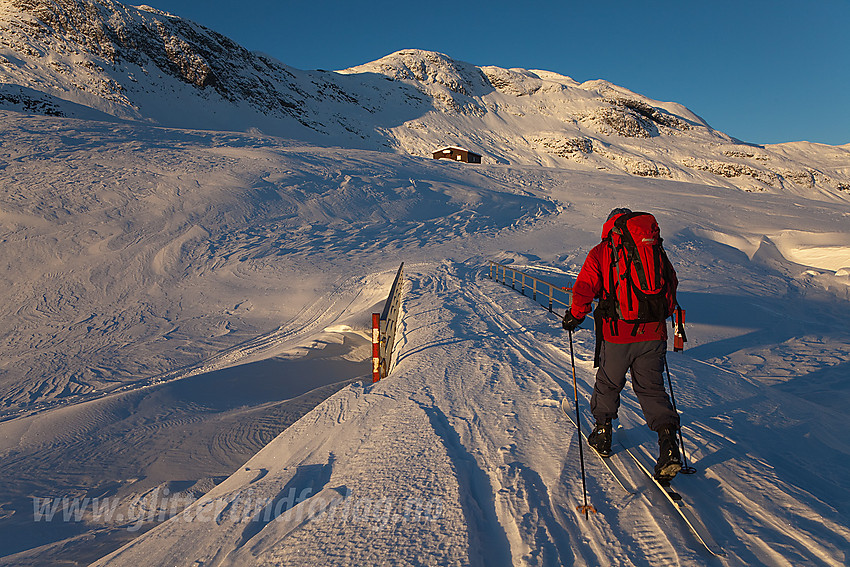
[586,240,609,265]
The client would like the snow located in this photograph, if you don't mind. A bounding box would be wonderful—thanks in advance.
[768,231,850,272]
[0,1,849,564]
[1,109,848,565]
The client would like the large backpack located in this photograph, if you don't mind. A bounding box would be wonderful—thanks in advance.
[596,212,676,325]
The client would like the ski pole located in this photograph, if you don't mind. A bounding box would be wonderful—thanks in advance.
[663,355,696,474]
[569,329,597,518]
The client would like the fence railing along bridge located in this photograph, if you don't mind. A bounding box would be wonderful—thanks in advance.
[370,258,684,387]
[487,260,573,315]
[372,263,404,383]
[488,259,686,351]
[371,261,577,383]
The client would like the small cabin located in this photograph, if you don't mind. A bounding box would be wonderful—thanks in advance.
[432,146,482,164]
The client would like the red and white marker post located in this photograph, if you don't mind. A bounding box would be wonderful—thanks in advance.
[673,308,686,352]
[372,313,381,382]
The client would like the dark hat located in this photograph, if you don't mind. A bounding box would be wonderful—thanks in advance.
[607,207,632,220]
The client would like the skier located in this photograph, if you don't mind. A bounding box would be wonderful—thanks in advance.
[562,208,683,480]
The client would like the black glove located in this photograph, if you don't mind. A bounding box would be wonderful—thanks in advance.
[562,311,585,331]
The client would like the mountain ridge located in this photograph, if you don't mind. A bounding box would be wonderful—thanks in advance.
[1,0,848,198]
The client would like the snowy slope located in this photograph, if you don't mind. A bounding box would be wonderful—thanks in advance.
[86,170,850,566]
[1,109,848,564]
[2,1,849,199]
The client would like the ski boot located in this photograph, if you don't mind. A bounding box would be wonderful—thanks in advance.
[654,425,683,482]
[587,419,612,457]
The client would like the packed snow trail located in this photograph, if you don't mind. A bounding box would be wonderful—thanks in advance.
[93,261,691,566]
[95,260,850,566]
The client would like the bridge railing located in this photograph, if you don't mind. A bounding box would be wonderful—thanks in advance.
[488,260,686,350]
[487,260,572,315]
[372,263,404,382]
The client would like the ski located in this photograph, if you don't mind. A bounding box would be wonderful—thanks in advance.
[561,399,635,495]
[617,427,725,557]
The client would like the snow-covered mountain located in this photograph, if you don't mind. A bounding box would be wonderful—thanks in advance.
[2,0,848,199]
[2,1,850,565]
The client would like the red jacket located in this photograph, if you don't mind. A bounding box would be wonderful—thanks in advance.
[570,215,677,343]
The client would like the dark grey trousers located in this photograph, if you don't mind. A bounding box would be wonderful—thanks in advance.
[590,340,679,432]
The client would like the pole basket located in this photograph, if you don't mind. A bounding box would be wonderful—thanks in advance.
[576,504,597,517]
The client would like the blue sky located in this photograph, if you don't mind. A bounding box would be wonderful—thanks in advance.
[149,0,849,146]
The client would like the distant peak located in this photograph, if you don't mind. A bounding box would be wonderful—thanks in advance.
[135,4,178,18]
[341,49,491,97]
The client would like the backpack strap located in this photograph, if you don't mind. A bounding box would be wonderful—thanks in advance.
[594,237,620,333]
[653,243,664,284]
[593,238,617,367]
[593,308,604,368]
[658,244,677,307]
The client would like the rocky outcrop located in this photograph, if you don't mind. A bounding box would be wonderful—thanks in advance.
[534,136,593,157]
[2,0,307,117]
[681,158,780,188]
